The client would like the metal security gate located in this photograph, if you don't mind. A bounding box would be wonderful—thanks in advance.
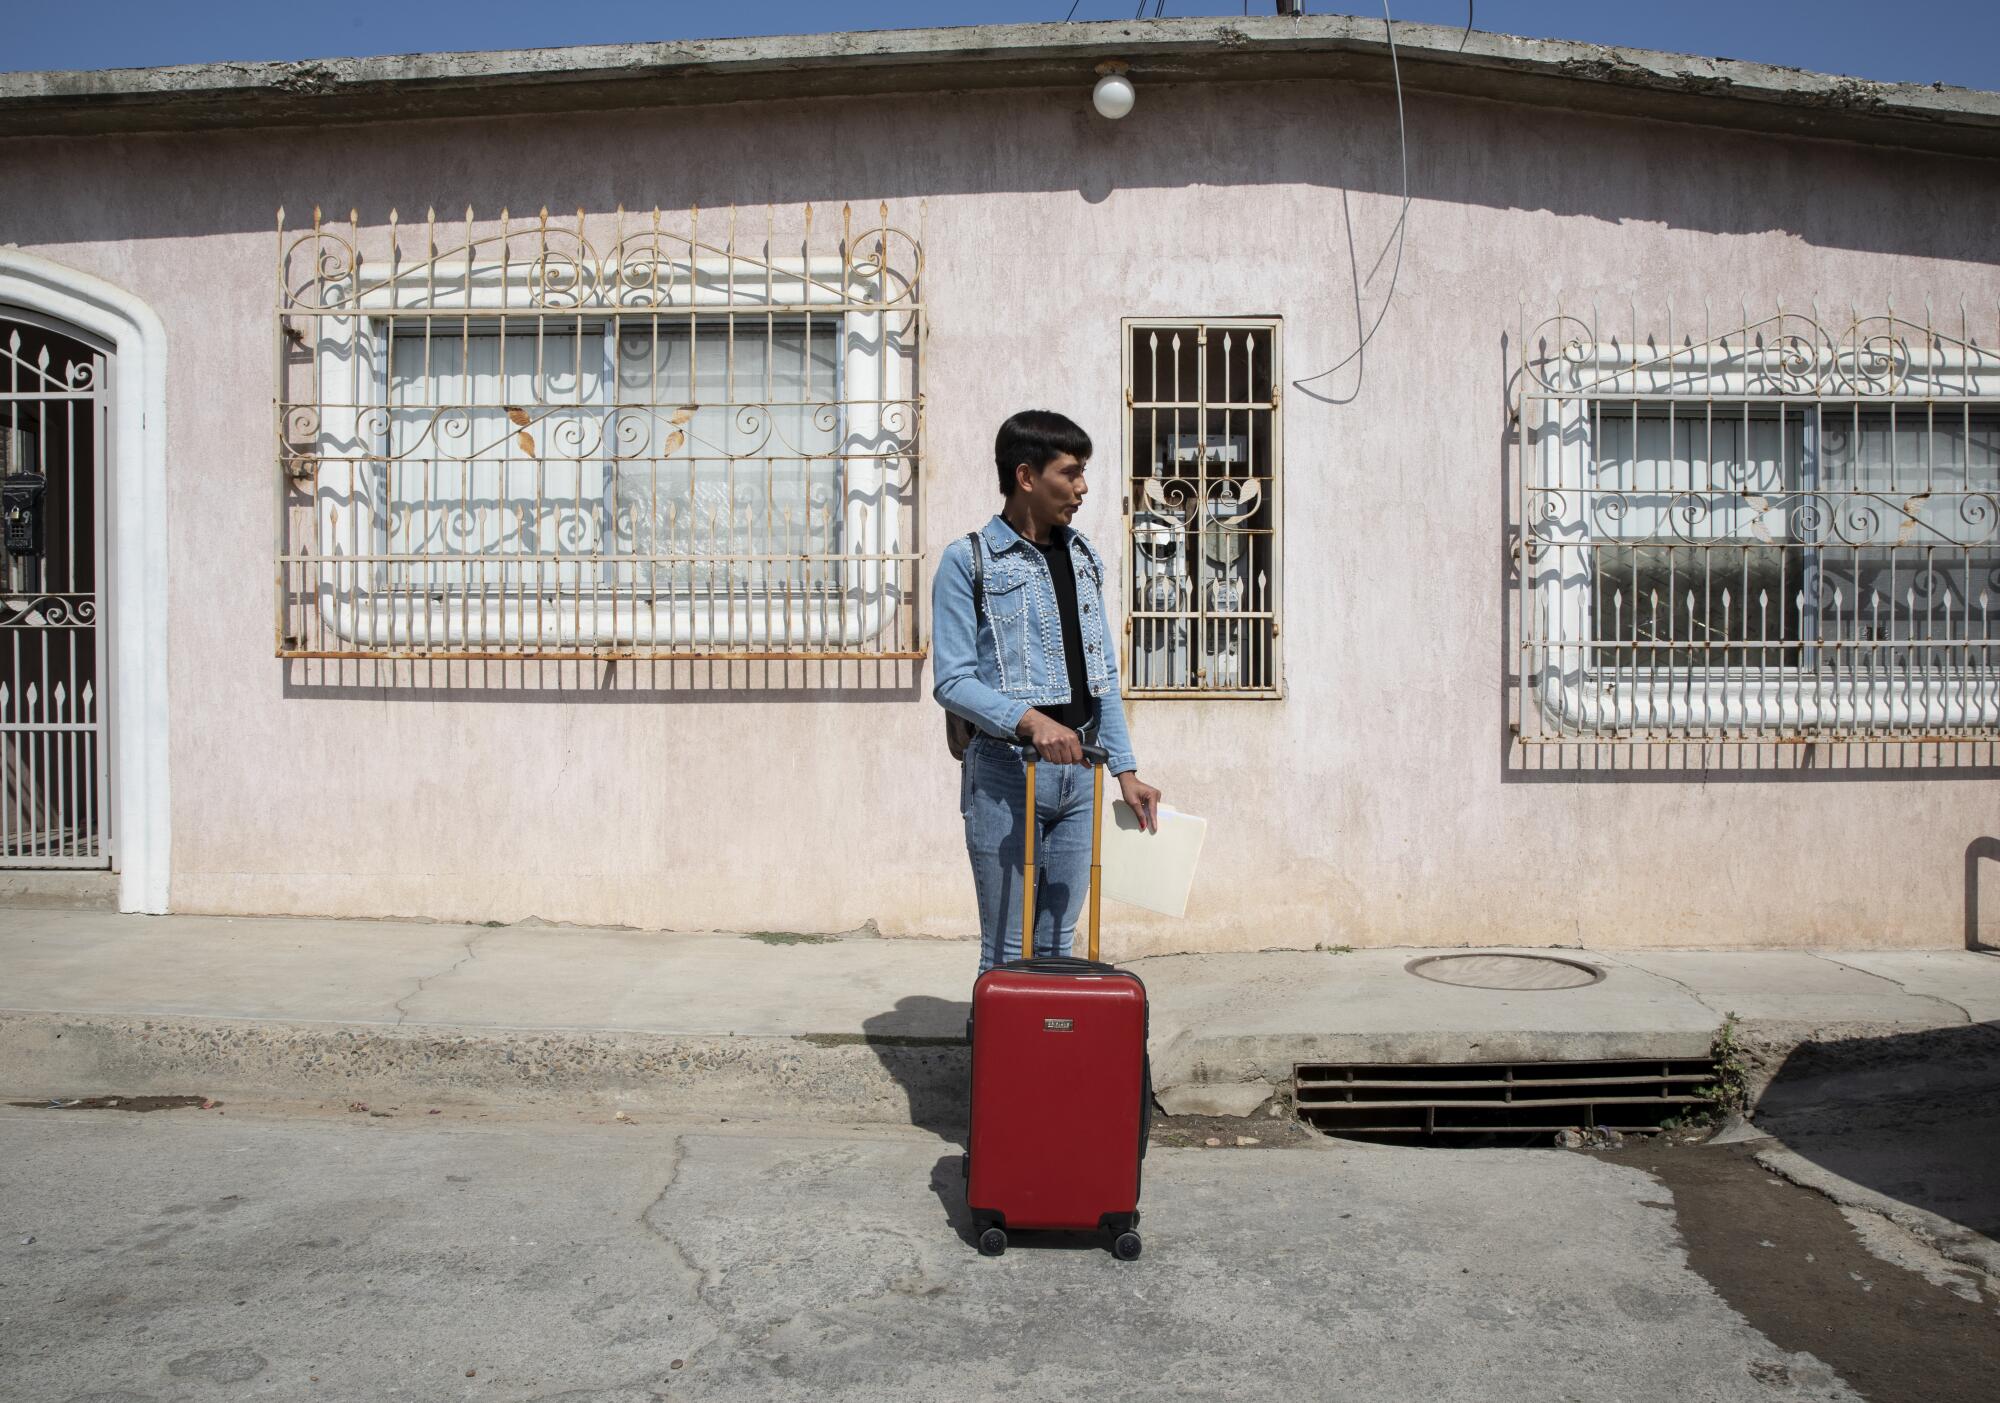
[0,312,109,867]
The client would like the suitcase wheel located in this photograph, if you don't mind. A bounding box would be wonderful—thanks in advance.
[1112,1231,1143,1261]
[978,1227,1008,1257]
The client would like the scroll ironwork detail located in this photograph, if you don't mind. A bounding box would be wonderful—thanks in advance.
[277,204,924,661]
[1515,302,2000,745]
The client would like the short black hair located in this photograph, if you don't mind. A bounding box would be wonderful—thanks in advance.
[994,410,1092,496]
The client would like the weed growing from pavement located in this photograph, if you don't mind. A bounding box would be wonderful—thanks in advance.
[1698,1013,1752,1116]
[745,931,835,945]
[1664,1013,1751,1131]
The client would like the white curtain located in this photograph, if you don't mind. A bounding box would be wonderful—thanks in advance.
[611,320,840,591]
[1584,406,2000,651]
[1589,409,1797,544]
[1813,409,2000,641]
[1586,410,1800,653]
[381,321,841,599]
[385,329,606,589]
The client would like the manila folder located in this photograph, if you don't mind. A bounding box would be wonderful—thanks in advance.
[1100,801,1207,918]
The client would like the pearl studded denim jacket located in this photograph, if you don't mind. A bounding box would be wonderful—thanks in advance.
[931,514,1138,776]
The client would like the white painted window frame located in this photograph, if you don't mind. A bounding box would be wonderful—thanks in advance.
[309,257,903,649]
[1531,341,2000,735]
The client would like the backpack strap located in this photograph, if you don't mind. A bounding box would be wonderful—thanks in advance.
[944,531,990,764]
[966,530,986,623]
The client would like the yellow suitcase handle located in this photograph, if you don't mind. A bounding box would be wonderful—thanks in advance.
[1019,745,1109,962]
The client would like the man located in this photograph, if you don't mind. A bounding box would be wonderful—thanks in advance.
[933,409,1163,973]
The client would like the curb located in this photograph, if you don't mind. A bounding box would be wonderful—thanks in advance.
[9,1008,1978,1128]
[2,1008,1728,1127]
[0,1012,971,1127]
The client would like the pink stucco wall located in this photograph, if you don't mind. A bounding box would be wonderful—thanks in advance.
[2,76,1997,951]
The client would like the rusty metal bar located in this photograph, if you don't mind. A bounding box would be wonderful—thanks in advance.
[1514,303,2000,746]
[1295,1056,1721,1142]
[276,204,923,662]
[1122,317,1283,698]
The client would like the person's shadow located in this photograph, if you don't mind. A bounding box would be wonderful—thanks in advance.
[861,994,972,1142]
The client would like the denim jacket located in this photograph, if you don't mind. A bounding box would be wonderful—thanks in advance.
[931,514,1139,776]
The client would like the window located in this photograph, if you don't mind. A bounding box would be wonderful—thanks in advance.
[384,327,609,590]
[1519,310,2000,739]
[607,321,842,594]
[1123,319,1282,696]
[279,206,920,660]
[381,321,840,590]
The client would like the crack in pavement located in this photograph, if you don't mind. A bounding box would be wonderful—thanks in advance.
[637,1135,720,1311]
[390,929,489,1027]
[634,1133,747,1385]
[627,1137,937,1385]
[1613,956,1731,1022]
[1803,951,1975,1026]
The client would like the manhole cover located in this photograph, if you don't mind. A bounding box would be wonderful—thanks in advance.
[1406,954,1604,990]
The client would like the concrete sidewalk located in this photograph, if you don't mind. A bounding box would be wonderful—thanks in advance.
[1,905,1996,1120]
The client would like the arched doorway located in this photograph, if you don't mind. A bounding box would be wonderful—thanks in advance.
[0,310,110,868]
[0,250,169,914]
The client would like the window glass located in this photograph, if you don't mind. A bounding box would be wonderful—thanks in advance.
[1581,407,2000,669]
[1125,321,1281,696]
[384,321,841,595]
[611,320,841,591]
[385,328,606,590]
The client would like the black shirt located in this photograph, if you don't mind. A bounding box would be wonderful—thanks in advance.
[1033,535,1093,732]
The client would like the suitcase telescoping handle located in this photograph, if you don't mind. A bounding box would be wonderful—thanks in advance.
[1018,740,1111,962]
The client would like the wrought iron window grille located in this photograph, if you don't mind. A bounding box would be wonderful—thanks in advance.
[277,205,924,661]
[1122,318,1283,698]
[1515,302,2000,750]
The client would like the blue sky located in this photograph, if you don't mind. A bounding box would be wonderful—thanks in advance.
[4,2,1996,91]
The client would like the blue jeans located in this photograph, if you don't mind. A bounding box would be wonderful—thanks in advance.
[960,736,1096,973]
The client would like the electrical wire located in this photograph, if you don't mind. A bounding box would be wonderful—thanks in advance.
[1294,0,1410,394]
[1459,2,1475,52]
[1067,1,1083,20]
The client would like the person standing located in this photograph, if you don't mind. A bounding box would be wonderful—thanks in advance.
[932,410,1163,973]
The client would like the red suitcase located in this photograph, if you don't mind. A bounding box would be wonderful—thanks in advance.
[965,742,1150,1260]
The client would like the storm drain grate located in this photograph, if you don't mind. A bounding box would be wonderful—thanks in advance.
[1293,1058,1718,1144]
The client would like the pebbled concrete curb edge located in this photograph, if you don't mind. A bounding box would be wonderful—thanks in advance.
[0,1011,969,1126]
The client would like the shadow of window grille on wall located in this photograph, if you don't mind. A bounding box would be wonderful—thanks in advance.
[276,205,923,661]
[1123,320,1282,698]
[1513,303,2000,767]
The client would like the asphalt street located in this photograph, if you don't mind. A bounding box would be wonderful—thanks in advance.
[0,1100,1992,1402]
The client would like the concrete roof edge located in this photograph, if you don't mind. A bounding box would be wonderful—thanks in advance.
[2,14,1998,157]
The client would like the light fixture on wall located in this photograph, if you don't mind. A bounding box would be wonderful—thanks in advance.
[1092,61,1135,120]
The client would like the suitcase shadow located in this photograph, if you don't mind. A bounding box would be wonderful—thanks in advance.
[928,1153,981,1248]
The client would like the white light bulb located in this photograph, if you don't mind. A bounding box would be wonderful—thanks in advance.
[1092,72,1136,120]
